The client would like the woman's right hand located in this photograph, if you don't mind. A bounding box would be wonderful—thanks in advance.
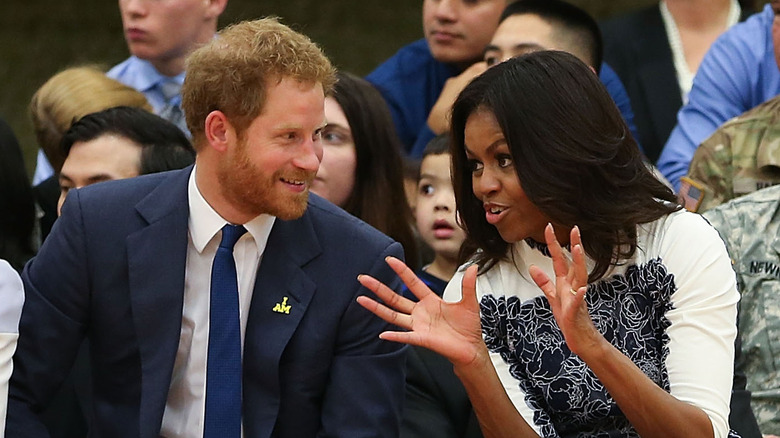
[357,256,487,367]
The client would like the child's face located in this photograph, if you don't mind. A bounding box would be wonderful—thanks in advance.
[415,153,467,261]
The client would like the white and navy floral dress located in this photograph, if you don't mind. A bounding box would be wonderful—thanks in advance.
[444,209,740,438]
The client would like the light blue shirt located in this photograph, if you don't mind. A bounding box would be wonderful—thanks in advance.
[32,56,187,185]
[657,4,780,191]
[107,55,185,116]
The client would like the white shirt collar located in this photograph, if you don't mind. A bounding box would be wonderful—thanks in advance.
[187,165,276,254]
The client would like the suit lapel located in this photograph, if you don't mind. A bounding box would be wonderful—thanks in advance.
[242,209,321,438]
[126,167,191,438]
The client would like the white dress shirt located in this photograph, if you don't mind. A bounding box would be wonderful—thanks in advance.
[0,260,24,436]
[160,168,275,437]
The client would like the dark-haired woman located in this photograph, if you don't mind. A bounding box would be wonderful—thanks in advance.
[312,71,419,269]
[0,118,36,272]
[358,51,739,437]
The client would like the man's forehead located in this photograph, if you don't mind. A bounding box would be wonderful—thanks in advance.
[492,14,555,49]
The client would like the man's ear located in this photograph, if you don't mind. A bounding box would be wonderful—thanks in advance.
[204,110,235,153]
[204,0,228,20]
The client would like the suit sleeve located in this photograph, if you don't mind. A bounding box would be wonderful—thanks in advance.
[6,190,92,437]
[318,241,407,438]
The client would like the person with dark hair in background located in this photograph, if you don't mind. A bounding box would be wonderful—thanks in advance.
[366,0,640,158]
[312,71,419,269]
[57,106,195,215]
[358,51,741,437]
[481,0,651,165]
[400,134,472,438]
[28,65,153,241]
[483,0,604,72]
[0,117,36,273]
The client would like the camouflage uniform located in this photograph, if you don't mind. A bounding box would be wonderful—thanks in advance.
[704,185,780,434]
[680,95,780,213]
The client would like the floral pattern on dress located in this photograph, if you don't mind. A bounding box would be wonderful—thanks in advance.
[481,258,680,437]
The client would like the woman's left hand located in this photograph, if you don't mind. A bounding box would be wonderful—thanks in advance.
[528,224,604,357]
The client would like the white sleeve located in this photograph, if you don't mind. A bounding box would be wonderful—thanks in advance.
[443,266,542,435]
[658,213,738,438]
[0,260,24,435]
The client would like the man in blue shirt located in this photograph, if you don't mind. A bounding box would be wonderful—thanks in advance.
[32,0,227,185]
[108,0,228,132]
[367,0,640,158]
[657,2,780,191]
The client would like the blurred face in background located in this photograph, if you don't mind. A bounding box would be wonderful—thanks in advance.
[483,14,592,69]
[58,134,142,215]
[483,14,555,67]
[311,97,357,207]
[422,0,506,66]
[118,0,225,75]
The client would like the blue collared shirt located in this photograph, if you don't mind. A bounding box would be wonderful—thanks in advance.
[657,4,780,191]
[107,55,185,115]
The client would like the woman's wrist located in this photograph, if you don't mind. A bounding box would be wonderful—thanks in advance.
[452,343,493,382]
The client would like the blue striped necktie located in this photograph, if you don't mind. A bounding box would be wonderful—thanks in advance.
[204,224,247,437]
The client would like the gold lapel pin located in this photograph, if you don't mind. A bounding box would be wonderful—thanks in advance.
[273,296,291,314]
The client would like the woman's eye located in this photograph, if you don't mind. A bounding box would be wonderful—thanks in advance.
[467,159,484,173]
[322,127,351,145]
[323,132,342,143]
[497,155,513,168]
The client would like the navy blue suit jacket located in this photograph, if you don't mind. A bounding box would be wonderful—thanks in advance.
[8,166,407,437]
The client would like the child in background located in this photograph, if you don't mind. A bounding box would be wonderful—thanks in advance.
[411,135,467,296]
[401,134,477,437]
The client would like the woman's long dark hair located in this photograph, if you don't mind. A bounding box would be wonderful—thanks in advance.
[331,72,419,269]
[0,118,36,271]
[450,51,679,282]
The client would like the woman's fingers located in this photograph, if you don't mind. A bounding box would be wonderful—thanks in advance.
[544,224,570,279]
[358,271,415,315]
[529,264,556,300]
[385,256,433,302]
[356,295,412,329]
[460,264,479,308]
[571,247,588,291]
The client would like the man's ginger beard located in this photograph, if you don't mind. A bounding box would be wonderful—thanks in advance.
[217,134,313,221]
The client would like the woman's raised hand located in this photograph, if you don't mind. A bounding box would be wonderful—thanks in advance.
[528,224,603,357]
[357,256,487,367]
